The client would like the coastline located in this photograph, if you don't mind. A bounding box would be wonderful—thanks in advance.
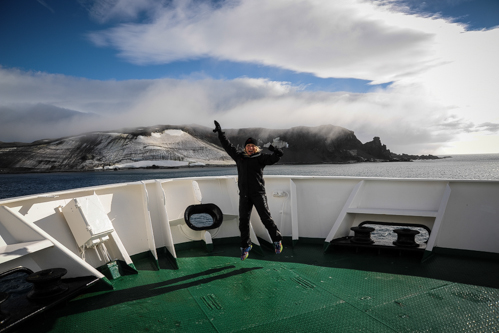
[1,154,498,200]
[0,154,452,174]
[0,156,444,175]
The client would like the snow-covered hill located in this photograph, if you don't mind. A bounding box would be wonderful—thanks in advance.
[0,128,234,172]
[0,124,437,173]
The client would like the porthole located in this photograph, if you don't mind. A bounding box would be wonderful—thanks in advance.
[184,204,223,231]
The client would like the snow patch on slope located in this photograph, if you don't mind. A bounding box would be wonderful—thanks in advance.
[0,128,234,171]
[100,160,192,169]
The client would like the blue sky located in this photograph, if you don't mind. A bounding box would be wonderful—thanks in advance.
[0,0,498,154]
[0,0,390,92]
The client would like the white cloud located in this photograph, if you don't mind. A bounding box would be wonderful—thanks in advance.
[37,0,55,13]
[82,0,499,154]
[78,0,162,23]
[2,0,498,154]
[0,67,154,114]
[405,28,499,124]
[87,0,438,83]
[0,67,457,153]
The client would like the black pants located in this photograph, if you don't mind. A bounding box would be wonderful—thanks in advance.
[239,193,282,248]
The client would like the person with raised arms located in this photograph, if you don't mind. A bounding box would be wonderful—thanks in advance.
[213,120,284,260]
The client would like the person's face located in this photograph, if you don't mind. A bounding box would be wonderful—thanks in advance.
[245,144,256,155]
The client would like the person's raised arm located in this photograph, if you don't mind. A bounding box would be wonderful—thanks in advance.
[213,120,223,135]
[262,144,283,165]
[214,120,238,160]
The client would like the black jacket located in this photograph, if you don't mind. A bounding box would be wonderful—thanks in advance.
[218,133,283,195]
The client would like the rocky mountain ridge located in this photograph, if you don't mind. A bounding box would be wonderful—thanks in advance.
[0,124,439,173]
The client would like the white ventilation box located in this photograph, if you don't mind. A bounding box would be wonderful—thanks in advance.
[62,194,114,249]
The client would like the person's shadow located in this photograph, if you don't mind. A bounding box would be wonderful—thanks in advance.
[60,265,261,316]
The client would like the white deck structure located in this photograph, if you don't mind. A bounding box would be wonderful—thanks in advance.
[1,176,498,281]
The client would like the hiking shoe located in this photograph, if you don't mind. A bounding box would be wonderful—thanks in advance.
[240,245,252,261]
[274,241,283,254]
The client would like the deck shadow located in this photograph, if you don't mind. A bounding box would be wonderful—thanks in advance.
[176,240,499,289]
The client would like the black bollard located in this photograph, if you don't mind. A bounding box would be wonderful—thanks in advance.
[26,268,69,301]
[350,226,375,244]
[393,228,420,248]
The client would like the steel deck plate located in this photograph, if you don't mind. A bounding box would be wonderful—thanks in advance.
[30,243,499,333]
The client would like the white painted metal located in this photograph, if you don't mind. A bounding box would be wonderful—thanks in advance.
[325,179,453,246]
[426,184,451,252]
[1,176,498,279]
[61,195,114,248]
[434,182,499,253]
[0,206,105,279]
[325,180,364,243]
[109,231,134,266]
[192,181,202,203]
[265,178,292,236]
[249,224,260,247]
[290,180,299,241]
[140,182,158,263]
[154,180,177,259]
[0,239,53,264]
[94,183,155,261]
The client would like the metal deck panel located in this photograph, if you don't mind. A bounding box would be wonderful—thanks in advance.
[30,243,499,333]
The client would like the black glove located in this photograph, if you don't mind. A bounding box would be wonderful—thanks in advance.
[213,120,223,134]
[269,145,283,157]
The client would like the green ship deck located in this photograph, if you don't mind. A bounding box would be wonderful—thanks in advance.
[32,241,499,332]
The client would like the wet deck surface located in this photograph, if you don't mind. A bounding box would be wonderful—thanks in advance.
[32,241,499,332]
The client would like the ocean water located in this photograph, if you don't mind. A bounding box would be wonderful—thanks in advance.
[0,153,498,200]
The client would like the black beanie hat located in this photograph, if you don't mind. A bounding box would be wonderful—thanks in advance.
[245,137,256,146]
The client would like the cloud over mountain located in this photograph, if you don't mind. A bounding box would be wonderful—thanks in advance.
[87,0,437,84]
[1,1,498,154]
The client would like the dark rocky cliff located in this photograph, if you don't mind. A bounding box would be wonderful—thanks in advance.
[182,124,405,163]
[0,124,438,173]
